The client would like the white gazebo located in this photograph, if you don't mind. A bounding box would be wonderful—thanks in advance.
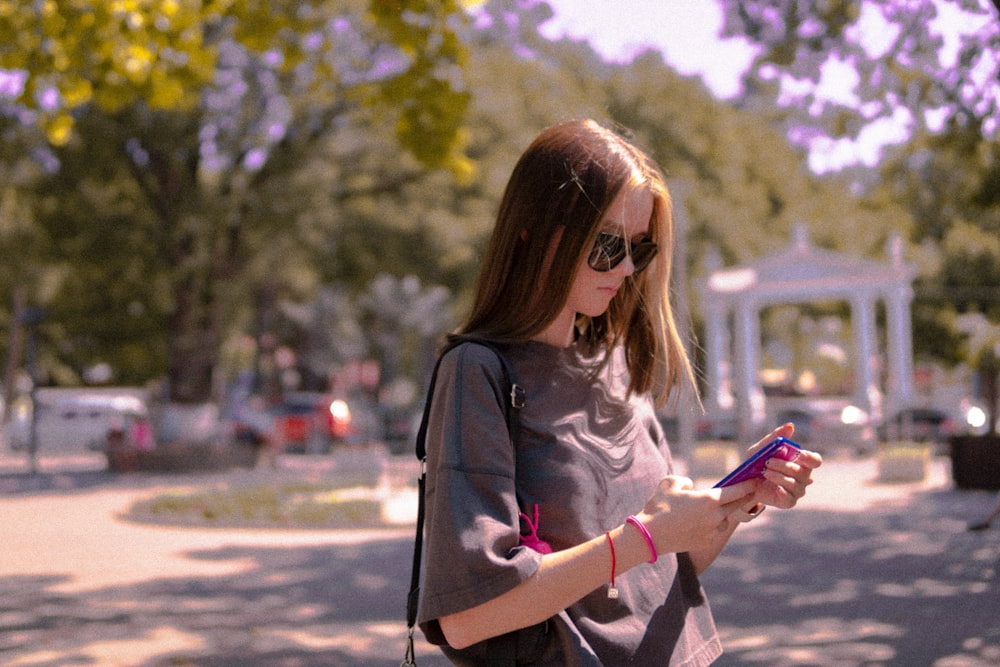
[697,225,917,442]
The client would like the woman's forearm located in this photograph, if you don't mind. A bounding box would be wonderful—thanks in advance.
[687,520,739,574]
[439,522,653,650]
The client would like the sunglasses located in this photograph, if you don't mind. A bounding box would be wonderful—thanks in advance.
[587,232,658,273]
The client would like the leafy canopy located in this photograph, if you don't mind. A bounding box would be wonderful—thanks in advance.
[0,0,478,171]
[725,0,999,167]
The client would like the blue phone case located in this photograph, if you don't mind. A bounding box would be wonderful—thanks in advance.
[713,436,801,488]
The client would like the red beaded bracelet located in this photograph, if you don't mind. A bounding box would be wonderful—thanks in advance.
[625,515,657,564]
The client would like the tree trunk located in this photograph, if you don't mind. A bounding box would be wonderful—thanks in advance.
[167,282,218,404]
[2,286,26,422]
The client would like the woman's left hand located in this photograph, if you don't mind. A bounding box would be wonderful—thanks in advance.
[748,423,822,510]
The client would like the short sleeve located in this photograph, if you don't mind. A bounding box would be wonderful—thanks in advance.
[417,343,543,641]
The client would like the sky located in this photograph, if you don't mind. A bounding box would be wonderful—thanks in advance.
[537,0,755,99]
[537,0,868,171]
[537,0,995,173]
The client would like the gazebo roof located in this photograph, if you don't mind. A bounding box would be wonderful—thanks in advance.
[701,225,915,303]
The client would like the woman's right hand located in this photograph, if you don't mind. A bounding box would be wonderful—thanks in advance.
[637,476,757,554]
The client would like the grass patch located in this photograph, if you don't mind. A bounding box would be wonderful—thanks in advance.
[126,480,395,529]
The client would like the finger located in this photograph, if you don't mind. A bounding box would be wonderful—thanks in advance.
[723,497,761,520]
[763,456,804,479]
[766,453,819,485]
[664,475,695,492]
[762,468,810,501]
[795,449,823,470]
[739,497,762,512]
[746,422,796,456]
[733,502,766,523]
[716,479,756,506]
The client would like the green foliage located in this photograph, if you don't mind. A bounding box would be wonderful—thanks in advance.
[603,51,901,280]
[0,0,913,415]
[873,123,1000,365]
[367,0,475,174]
[0,1,476,402]
[0,0,473,171]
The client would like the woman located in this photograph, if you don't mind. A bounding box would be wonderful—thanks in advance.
[417,119,821,665]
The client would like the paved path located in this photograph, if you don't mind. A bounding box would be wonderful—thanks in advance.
[1,451,998,666]
[702,456,1000,666]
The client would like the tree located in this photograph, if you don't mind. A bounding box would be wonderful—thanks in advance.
[723,0,1000,158]
[0,0,474,169]
[0,116,59,412]
[0,0,476,404]
[604,50,908,267]
[1,0,905,422]
[236,0,902,402]
[725,0,1000,423]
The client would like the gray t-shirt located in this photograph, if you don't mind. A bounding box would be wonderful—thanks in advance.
[418,340,722,667]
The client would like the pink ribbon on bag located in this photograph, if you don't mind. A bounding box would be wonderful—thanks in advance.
[519,503,553,553]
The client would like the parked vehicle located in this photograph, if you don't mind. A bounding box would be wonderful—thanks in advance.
[878,407,959,446]
[276,392,353,454]
[773,407,816,444]
[772,400,874,454]
[695,414,738,441]
[6,388,150,453]
[878,403,994,454]
[232,392,357,454]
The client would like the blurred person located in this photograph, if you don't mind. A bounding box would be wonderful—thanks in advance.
[968,490,1000,531]
[226,372,284,468]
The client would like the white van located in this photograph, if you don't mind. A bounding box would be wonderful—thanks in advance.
[6,387,149,453]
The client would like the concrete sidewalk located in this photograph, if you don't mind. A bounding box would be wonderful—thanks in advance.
[702,456,1000,666]
[0,451,998,666]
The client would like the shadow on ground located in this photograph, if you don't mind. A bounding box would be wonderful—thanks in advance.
[2,460,999,666]
[703,487,1000,666]
[0,469,123,496]
[0,534,449,666]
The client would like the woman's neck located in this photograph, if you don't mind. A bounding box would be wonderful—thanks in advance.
[531,314,575,348]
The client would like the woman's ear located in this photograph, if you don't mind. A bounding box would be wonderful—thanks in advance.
[520,229,529,242]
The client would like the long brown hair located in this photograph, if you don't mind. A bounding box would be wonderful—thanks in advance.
[456,119,695,406]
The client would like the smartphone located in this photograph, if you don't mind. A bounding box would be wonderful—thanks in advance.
[713,436,802,488]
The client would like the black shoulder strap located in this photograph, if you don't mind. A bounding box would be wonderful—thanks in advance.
[413,340,523,462]
[404,340,525,665]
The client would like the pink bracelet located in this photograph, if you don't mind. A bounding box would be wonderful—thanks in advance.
[625,515,657,564]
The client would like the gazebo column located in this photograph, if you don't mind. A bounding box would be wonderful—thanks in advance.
[734,300,763,442]
[850,293,880,420]
[885,284,915,414]
[702,300,732,413]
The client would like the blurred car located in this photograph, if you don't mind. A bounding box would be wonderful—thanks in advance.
[773,401,874,454]
[233,392,354,454]
[695,414,738,441]
[879,407,956,443]
[773,407,816,443]
[275,392,353,454]
[382,407,422,454]
[7,388,150,453]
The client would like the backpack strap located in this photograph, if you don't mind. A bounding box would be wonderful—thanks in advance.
[404,340,525,665]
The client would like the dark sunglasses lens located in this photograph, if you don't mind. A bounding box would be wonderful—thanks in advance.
[631,242,658,273]
[588,233,627,272]
[588,234,658,273]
